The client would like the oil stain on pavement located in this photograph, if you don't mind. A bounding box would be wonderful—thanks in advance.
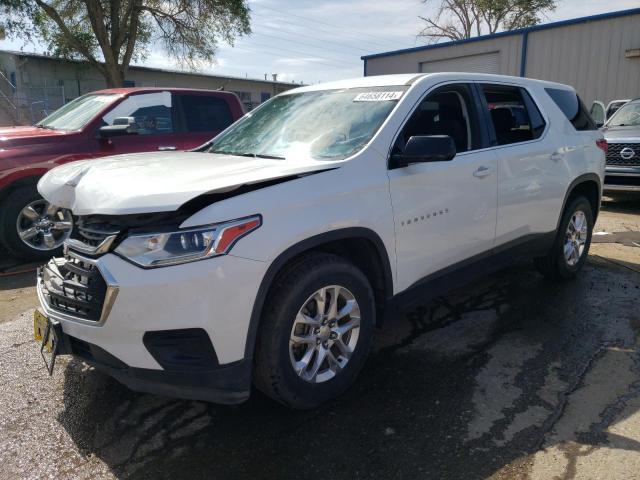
[1,256,639,479]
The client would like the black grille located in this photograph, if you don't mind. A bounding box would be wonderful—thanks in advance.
[605,175,640,187]
[606,143,640,166]
[40,253,107,321]
[72,216,122,248]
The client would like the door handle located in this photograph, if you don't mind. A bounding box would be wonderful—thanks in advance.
[473,166,492,178]
[158,146,177,151]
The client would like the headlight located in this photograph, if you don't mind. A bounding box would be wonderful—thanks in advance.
[115,215,261,268]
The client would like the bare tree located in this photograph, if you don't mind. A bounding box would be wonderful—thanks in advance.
[419,0,556,43]
[0,0,251,87]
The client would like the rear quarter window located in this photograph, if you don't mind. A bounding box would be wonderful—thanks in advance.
[545,88,596,131]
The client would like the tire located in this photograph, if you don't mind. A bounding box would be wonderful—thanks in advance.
[0,185,72,261]
[534,195,594,279]
[253,253,375,409]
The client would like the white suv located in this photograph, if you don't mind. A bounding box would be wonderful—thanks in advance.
[35,73,606,408]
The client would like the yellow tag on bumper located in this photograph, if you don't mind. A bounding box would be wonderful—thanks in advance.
[33,310,54,353]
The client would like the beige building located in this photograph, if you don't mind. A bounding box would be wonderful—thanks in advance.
[362,8,640,106]
[0,50,299,125]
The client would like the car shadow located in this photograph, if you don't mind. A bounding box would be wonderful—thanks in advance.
[0,270,37,290]
[602,193,640,215]
[56,260,640,479]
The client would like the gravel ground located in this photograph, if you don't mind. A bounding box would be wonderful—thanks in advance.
[0,197,639,480]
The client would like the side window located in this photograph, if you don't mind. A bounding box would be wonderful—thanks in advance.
[590,101,606,126]
[606,101,626,119]
[102,92,174,135]
[520,89,546,139]
[396,83,479,154]
[180,95,234,132]
[545,88,597,131]
[482,84,545,146]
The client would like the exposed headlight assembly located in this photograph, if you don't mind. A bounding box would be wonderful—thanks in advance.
[115,215,261,268]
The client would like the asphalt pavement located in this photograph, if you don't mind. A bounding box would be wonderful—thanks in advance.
[1,198,639,479]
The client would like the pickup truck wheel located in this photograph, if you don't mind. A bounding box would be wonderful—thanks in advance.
[0,185,72,261]
[535,196,593,279]
[253,253,375,409]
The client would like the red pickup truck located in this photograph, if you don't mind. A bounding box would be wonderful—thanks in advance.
[0,87,245,260]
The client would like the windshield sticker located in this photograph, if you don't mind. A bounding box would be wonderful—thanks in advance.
[353,91,403,102]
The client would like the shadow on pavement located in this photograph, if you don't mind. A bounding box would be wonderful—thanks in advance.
[602,193,640,215]
[56,260,640,479]
[0,270,37,290]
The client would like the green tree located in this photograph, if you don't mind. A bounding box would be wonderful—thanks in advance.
[0,0,251,86]
[419,0,556,42]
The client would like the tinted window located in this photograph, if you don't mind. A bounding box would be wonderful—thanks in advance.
[545,88,596,131]
[102,92,173,135]
[397,84,479,154]
[482,85,545,146]
[521,89,546,138]
[181,95,234,133]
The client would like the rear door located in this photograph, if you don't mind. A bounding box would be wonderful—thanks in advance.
[479,83,561,245]
[94,91,183,155]
[176,93,238,149]
[388,82,498,292]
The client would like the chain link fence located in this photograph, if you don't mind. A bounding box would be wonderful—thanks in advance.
[0,83,66,125]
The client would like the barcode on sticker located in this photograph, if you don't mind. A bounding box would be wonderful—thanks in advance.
[353,91,403,102]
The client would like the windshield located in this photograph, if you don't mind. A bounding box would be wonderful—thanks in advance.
[607,101,640,127]
[36,94,120,131]
[208,87,407,161]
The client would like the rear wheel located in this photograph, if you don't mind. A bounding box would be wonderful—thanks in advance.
[253,253,375,409]
[535,196,593,279]
[0,185,72,260]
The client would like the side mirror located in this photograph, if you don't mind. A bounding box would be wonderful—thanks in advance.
[99,117,138,138]
[392,135,456,167]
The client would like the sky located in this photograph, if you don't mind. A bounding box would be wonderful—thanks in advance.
[1,0,639,85]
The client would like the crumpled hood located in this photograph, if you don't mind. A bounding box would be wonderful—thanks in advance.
[38,151,339,215]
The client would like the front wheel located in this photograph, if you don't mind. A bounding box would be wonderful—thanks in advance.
[0,185,73,261]
[534,196,594,279]
[253,253,375,409]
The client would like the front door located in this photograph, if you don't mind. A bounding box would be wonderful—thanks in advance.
[94,91,183,156]
[388,83,498,292]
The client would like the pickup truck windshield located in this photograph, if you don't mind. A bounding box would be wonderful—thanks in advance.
[36,93,119,131]
[208,87,407,160]
[607,101,640,127]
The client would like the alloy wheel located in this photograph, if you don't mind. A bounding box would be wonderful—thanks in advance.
[289,285,361,383]
[16,200,73,251]
[564,210,588,266]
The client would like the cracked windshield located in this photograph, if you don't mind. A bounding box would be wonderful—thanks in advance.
[208,87,407,160]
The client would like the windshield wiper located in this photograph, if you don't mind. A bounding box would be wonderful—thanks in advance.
[210,150,285,160]
[35,124,56,130]
[250,153,285,160]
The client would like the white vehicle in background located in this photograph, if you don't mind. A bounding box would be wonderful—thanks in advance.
[34,73,605,409]
[591,99,631,127]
